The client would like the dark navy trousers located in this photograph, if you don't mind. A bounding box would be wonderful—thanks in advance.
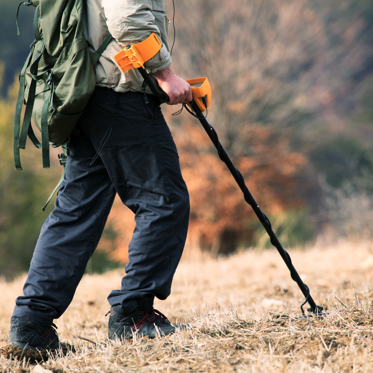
[13,88,190,327]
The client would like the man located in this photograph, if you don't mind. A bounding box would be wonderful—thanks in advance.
[9,0,192,351]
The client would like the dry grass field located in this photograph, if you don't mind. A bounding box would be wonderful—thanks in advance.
[1,240,373,372]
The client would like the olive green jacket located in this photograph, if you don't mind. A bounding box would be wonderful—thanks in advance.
[83,0,172,93]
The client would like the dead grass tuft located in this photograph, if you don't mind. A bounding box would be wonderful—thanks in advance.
[0,345,48,364]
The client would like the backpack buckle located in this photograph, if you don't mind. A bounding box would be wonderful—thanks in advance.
[58,152,67,166]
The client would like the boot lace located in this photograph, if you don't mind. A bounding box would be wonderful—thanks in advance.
[131,308,170,331]
[39,323,58,341]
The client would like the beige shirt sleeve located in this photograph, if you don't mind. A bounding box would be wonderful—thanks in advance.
[102,0,172,73]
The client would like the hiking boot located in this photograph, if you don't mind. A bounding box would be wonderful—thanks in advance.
[108,308,188,340]
[9,316,73,353]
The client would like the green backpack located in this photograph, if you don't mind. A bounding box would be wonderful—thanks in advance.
[14,0,111,171]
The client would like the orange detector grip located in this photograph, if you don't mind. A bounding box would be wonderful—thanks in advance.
[114,33,162,73]
[187,77,212,113]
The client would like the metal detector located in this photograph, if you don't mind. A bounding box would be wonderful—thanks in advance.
[114,34,325,317]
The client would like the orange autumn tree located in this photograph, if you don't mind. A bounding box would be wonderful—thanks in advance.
[172,120,307,255]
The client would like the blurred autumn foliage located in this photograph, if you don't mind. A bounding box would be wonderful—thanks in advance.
[174,122,307,254]
[1,0,373,275]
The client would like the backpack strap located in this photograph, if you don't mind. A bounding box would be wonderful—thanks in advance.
[40,80,52,168]
[14,45,35,170]
[16,1,35,36]
[90,34,113,65]
[18,55,41,149]
[33,4,42,41]
[17,49,51,168]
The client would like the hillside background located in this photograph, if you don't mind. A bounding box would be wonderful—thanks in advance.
[0,0,373,278]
